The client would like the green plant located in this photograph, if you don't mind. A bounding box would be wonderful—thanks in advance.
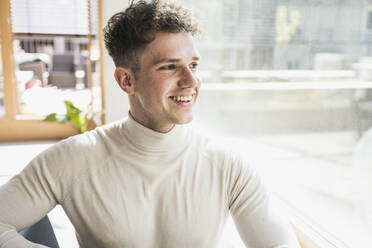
[43,100,92,133]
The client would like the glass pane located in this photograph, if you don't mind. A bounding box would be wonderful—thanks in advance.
[10,0,102,122]
[0,41,4,117]
[183,0,372,246]
[13,37,96,118]
[187,0,372,82]
[195,87,372,247]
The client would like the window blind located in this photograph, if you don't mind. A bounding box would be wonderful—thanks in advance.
[11,0,94,35]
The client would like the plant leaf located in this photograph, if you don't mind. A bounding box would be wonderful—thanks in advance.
[44,101,92,133]
[71,113,88,133]
[43,113,57,122]
[64,100,81,119]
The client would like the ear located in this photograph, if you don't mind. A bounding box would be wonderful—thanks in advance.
[114,67,135,95]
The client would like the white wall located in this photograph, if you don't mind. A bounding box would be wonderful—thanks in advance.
[102,0,129,123]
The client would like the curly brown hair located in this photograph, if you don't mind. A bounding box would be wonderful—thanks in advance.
[103,0,201,73]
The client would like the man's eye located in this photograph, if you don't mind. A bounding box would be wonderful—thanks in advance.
[160,64,176,70]
[190,63,199,70]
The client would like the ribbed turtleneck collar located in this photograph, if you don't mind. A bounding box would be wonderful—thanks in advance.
[121,113,189,153]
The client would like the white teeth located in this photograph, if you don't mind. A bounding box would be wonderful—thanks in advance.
[171,95,193,102]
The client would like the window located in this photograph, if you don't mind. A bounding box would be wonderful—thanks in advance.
[0,0,104,140]
[10,0,102,120]
[190,0,372,247]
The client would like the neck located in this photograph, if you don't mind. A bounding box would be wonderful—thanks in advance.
[128,110,175,133]
[122,113,189,154]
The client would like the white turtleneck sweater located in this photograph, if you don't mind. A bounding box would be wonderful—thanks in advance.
[0,116,300,248]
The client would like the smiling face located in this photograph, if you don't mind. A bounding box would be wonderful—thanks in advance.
[115,32,201,133]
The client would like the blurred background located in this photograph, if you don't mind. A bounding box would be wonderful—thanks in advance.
[1,0,372,247]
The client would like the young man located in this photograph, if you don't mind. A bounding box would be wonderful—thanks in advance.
[0,0,301,247]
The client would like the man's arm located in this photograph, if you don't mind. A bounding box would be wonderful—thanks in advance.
[227,155,300,248]
[0,171,56,247]
[0,143,69,247]
[232,197,300,248]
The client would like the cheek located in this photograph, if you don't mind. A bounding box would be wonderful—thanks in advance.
[141,74,176,104]
[152,85,168,98]
[152,79,174,97]
[143,84,169,106]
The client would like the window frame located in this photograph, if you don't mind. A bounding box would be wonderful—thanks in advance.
[0,0,105,141]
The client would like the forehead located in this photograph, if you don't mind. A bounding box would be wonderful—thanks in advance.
[140,32,200,66]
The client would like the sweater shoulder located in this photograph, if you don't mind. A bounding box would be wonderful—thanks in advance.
[22,120,125,201]
[199,134,246,167]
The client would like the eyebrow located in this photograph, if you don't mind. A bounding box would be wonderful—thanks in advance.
[152,56,200,67]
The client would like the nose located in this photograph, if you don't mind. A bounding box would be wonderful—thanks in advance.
[178,67,199,88]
